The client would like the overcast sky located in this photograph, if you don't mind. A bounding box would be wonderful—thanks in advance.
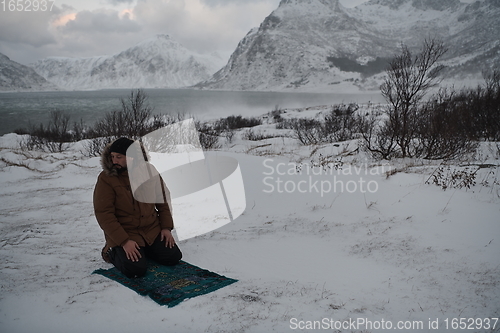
[0,0,478,65]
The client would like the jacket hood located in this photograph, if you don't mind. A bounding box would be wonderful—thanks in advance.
[100,141,119,176]
[100,139,151,176]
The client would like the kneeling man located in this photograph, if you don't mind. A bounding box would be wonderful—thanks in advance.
[93,137,182,278]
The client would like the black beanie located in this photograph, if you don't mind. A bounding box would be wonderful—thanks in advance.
[109,137,134,156]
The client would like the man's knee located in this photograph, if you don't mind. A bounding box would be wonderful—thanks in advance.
[110,247,148,278]
[156,245,182,266]
[122,260,147,278]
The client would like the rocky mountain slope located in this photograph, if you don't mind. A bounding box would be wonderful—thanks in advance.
[31,35,225,90]
[0,53,58,92]
[197,0,500,92]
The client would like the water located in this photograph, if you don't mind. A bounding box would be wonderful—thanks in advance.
[0,89,384,135]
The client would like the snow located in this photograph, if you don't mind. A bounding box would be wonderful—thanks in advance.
[0,53,58,92]
[0,105,499,332]
[200,0,499,93]
[30,35,225,91]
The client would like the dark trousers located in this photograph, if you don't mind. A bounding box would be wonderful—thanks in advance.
[109,235,182,278]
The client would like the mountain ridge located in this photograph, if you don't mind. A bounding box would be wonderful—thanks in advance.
[31,34,225,91]
[0,53,58,92]
[197,0,500,92]
[3,1,498,92]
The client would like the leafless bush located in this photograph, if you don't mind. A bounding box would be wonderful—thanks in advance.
[358,112,399,160]
[414,88,478,159]
[82,137,114,158]
[268,105,284,122]
[24,110,72,152]
[20,90,195,157]
[215,115,262,131]
[242,128,277,141]
[71,119,88,142]
[323,104,359,142]
[195,121,221,150]
[242,128,257,141]
[224,129,236,144]
[83,92,186,156]
[376,38,448,158]
[426,165,478,190]
[88,89,155,140]
[275,117,296,130]
[359,38,484,160]
[280,104,360,145]
[458,70,500,141]
[289,118,324,145]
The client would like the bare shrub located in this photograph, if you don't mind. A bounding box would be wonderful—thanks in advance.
[224,129,236,144]
[282,104,360,146]
[377,38,448,158]
[83,91,186,156]
[268,105,284,122]
[89,89,154,140]
[358,38,486,160]
[19,90,193,157]
[242,128,280,141]
[323,104,359,142]
[415,88,478,160]
[275,117,296,130]
[25,110,72,152]
[195,121,221,150]
[214,115,262,132]
[71,119,88,142]
[459,70,500,141]
[426,165,478,190]
[82,137,114,158]
[358,112,398,160]
[289,118,323,145]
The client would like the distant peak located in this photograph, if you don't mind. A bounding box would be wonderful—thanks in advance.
[278,0,342,9]
[364,0,460,10]
[140,34,173,44]
[155,34,172,40]
[363,0,409,10]
[0,52,11,61]
[135,34,180,48]
[411,0,460,10]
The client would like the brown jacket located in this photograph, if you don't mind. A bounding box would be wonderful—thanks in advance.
[93,142,174,248]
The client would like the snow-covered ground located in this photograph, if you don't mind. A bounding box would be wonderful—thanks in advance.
[1,105,499,333]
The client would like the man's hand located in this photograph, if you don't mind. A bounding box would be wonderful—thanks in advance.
[160,229,176,248]
[122,240,142,262]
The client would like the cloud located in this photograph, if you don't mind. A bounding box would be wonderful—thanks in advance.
[59,9,141,33]
[44,8,144,60]
[0,7,63,47]
[105,0,136,5]
[133,0,277,55]
[0,0,278,63]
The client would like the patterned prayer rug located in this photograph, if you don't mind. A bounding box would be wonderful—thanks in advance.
[93,260,237,307]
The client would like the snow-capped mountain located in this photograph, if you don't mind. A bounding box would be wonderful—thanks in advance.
[32,35,225,90]
[197,0,500,92]
[0,53,58,92]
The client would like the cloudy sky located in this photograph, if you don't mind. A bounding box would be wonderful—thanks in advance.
[0,0,477,65]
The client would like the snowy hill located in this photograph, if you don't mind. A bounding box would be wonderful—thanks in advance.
[31,35,225,90]
[0,53,58,92]
[197,0,500,92]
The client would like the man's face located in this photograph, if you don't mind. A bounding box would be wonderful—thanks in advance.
[111,152,127,169]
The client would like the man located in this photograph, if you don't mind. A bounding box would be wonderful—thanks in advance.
[93,137,182,278]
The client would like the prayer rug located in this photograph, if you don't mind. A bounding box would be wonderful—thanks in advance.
[93,260,237,307]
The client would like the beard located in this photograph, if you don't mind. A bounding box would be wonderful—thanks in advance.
[113,164,127,173]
